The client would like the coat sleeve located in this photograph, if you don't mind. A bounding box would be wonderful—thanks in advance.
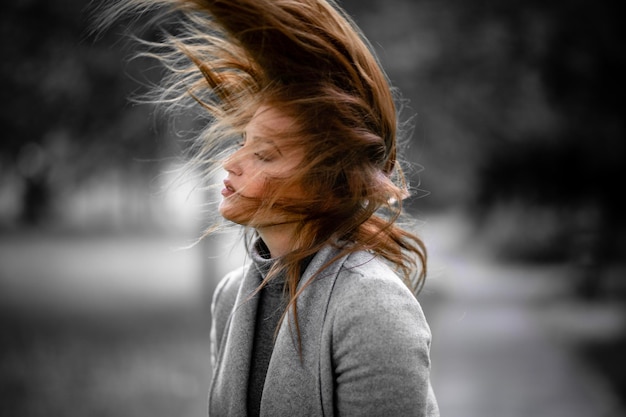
[329,263,439,417]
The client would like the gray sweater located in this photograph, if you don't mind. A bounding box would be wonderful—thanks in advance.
[209,242,439,416]
[246,240,286,416]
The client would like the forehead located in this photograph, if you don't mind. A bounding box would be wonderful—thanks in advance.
[246,105,298,136]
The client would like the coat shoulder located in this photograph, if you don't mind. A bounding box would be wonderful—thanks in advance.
[334,251,418,305]
[321,251,438,416]
[327,250,431,341]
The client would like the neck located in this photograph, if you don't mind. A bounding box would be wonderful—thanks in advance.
[256,222,298,258]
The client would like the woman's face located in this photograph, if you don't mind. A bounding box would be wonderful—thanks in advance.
[219,105,304,226]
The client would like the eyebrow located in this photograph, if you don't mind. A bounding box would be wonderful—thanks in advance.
[249,135,284,157]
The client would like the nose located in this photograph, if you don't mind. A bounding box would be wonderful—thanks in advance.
[223,148,243,176]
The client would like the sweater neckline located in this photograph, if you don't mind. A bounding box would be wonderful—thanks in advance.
[249,238,317,294]
[250,239,284,294]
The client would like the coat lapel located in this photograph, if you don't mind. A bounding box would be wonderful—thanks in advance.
[210,265,260,416]
[260,245,349,416]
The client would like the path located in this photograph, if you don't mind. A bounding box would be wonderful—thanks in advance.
[421,213,626,417]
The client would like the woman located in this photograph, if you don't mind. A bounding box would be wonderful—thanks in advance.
[100,0,439,415]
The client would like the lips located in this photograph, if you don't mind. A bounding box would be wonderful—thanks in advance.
[221,180,236,197]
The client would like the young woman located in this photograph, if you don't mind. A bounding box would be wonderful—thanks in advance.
[100,0,439,415]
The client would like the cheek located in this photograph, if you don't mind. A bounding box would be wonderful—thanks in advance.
[243,174,271,198]
[265,175,305,200]
[285,180,305,199]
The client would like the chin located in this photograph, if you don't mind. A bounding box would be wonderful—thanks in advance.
[218,203,239,224]
[219,198,253,225]
[219,197,294,228]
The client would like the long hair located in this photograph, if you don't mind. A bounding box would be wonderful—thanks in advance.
[97,0,427,349]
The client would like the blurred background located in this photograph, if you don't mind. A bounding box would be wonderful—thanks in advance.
[1,0,624,416]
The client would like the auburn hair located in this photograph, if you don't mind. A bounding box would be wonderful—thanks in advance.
[97,0,427,347]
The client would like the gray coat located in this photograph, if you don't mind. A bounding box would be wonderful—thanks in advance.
[208,244,439,416]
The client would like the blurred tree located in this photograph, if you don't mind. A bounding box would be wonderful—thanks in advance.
[466,0,624,298]
[0,0,169,227]
[339,0,623,276]
[472,0,624,261]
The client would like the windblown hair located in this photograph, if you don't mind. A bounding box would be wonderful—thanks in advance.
[98,0,427,345]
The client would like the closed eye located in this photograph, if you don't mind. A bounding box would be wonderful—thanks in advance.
[254,150,277,162]
[239,132,281,162]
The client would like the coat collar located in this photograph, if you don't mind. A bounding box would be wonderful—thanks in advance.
[210,243,352,415]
